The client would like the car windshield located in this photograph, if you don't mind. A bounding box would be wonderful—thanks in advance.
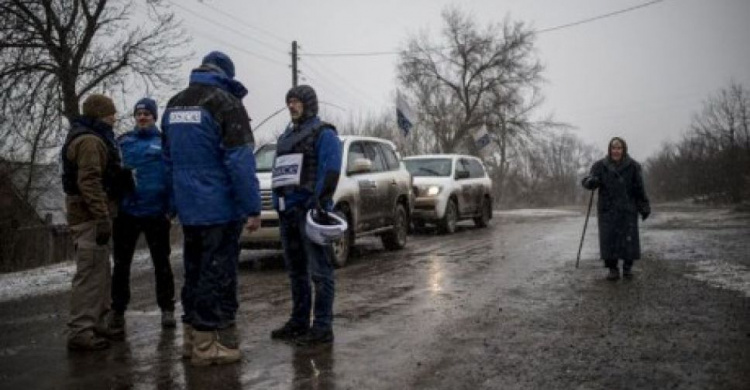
[255,144,276,172]
[404,158,452,177]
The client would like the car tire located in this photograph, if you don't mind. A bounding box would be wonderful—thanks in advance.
[382,203,408,250]
[331,210,352,268]
[439,199,458,234]
[473,198,491,228]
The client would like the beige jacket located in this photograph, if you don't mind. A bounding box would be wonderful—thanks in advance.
[65,135,117,226]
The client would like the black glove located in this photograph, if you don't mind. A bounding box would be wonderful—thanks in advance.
[641,211,650,221]
[95,219,112,246]
[306,195,323,211]
[582,176,599,190]
[111,167,135,199]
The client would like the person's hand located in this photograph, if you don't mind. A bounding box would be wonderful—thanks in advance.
[582,175,600,190]
[244,216,261,233]
[95,219,112,246]
[641,211,650,221]
[306,196,322,211]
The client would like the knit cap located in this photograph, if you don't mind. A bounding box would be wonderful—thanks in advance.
[133,97,158,120]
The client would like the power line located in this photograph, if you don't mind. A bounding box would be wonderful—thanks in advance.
[191,1,290,46]
[303,50,403,58]
[193,29,288,67]
[168,0,288,56]
[537,0,666,34]
[298,52,374,106]
[299,0,668,58]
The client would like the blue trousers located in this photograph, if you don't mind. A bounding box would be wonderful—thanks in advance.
[279,207,335,331]
[181,220,243,331]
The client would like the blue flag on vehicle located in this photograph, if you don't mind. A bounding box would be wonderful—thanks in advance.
[396,91,414,137]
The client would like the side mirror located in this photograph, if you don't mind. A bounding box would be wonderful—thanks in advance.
[348,158,373,174]
[455,170,470,180]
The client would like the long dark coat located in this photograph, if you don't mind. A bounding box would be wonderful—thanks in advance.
[582,156,650,261]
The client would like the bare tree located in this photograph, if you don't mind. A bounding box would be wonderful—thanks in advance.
[340,109,433,157]
[646,82,750,203]
[0,0,189,206]
[502,130,599,207]
[397,7,543,154]
[397,7,564,206]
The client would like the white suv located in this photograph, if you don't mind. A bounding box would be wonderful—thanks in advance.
[241,135,413,267]
[403,154,493,234]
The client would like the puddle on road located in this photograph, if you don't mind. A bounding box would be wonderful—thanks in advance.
[687,260,750,298]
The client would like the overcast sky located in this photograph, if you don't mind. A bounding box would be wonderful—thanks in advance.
[146,0,750,161]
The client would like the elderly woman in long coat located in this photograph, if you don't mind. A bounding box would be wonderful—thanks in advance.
[582,137,651,280]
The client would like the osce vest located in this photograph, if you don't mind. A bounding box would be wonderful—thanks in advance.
[273,122,336,193]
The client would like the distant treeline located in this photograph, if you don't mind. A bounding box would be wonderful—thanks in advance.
[645,82,750,204]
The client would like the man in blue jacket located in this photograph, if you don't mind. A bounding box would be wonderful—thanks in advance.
[162,51,261,366]
[270,85,342,346]
[110,98,176,332]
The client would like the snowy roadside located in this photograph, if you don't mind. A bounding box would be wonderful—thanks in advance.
[0,249,180,303]
[494,209,580,217]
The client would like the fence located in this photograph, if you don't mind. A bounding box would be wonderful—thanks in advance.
[0,223,185,273]
[0,224,74,273]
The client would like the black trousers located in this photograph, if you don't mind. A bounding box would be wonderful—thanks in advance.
[111,213,175,313]
[181,220,243,331]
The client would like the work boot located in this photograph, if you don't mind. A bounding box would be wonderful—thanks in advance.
[622,267,634,280]
[296,328,334,346]
[606,267,620,281]
[182,324,194,359]
[67,331,110,351]
[270,321,309,341]
[109,311,125,330]
[161,311,176,329]
[190,330,241,366]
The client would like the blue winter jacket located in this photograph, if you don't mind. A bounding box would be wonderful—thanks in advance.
[118,126,170,217]
[272,117,342,211]
[161,67,260,225]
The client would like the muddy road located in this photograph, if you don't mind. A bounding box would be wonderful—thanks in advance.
[0,204,749,389]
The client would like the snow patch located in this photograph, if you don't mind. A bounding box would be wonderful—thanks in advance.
[0,250,157,303]
[687,260,750,298]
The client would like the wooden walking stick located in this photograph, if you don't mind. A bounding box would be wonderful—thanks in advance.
[576,189,595,268]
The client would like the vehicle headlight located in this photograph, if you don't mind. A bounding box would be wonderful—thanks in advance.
[426,185,442,196]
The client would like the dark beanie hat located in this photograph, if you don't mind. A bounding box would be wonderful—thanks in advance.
[202,51,235,79]
[82,94,116,119]
[133,97,158,120]
[285,85,318,119]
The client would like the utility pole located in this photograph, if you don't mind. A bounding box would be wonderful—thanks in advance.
[291,40,298,87]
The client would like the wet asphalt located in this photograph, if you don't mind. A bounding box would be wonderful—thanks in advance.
[0,204,748,389]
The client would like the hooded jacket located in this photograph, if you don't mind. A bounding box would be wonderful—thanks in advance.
[161,66,260,225]
[272,85,342,212]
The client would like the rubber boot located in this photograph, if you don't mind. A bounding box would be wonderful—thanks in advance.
[182,324,194,359]
[190,330,241,366]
